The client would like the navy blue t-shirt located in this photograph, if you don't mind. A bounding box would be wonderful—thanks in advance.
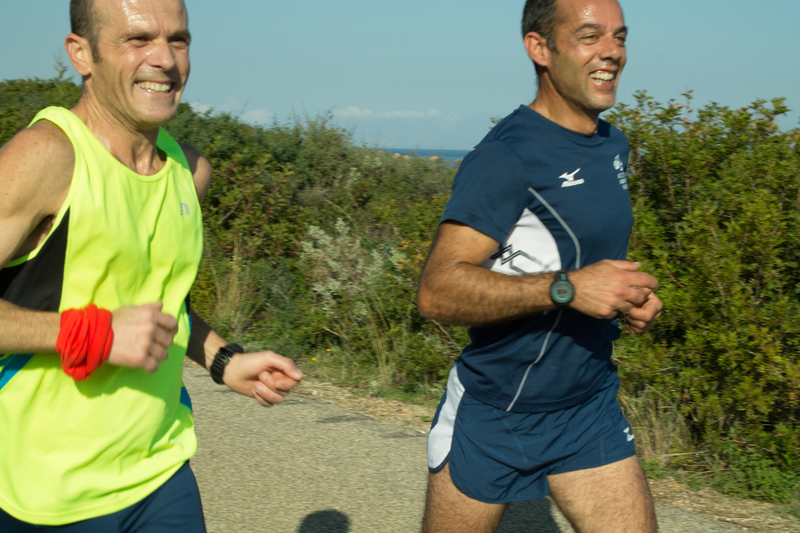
[442,105,633,413]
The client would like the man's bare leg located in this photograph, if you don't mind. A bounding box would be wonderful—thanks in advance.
[421,462,508,533]
[548,456,657,533]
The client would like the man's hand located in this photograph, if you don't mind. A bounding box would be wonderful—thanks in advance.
[109,302,178,373]
[223,351,303,407]
[625,291,663,335]
[569,260,659,319]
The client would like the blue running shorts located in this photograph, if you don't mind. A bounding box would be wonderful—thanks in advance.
[427,365,637,504]
[0,462,206,532]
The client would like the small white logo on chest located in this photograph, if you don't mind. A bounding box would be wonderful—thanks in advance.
[559,168,585,187]
[180,203,191,216]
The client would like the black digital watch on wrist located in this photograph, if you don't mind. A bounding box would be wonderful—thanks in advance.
[210,343,244,384]
[550,270,575,309]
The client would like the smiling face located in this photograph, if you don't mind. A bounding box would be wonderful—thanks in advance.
[83,0,191,131]
[527,0,627,129]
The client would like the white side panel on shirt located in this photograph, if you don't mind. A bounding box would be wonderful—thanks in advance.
[480,208,561,275]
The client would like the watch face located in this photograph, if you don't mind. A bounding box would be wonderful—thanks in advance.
[551,280,574,304]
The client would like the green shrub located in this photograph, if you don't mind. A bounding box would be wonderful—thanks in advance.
[0,69,81,146]
[609,91,800,503]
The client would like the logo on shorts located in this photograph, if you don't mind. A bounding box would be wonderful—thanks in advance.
[623,426,635,442]
[559,168,584,188]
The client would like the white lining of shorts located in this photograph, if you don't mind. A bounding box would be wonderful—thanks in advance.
[427,365,466,469]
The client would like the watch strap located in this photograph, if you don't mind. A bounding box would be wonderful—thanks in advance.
[210,343,244,384]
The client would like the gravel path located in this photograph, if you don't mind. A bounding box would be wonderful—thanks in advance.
[184,363,749,533]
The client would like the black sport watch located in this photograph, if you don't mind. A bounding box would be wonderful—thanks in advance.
[550,270,575,309]
[210,343,244,384]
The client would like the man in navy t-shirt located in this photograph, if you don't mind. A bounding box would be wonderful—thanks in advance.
[417,0,663,532]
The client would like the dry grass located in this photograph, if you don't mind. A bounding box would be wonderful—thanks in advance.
[208,237,258,340]
[618,385,694,469]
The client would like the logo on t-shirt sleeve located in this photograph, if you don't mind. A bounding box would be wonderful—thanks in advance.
[614,155,628,190]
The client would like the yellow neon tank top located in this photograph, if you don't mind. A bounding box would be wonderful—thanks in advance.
[0,107,203,524]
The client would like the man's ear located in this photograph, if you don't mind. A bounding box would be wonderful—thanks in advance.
[524,31,551,71]
[65,33,93,77]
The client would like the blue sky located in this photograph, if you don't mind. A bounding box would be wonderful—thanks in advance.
[2,0,798,149]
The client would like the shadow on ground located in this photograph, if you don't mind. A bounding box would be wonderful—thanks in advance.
[298,509,350,533]
[293,499,564,533]
[498,498,567,533]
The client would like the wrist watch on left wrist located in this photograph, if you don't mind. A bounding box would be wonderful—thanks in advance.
[550,270,575,309]
[210,343,244,384]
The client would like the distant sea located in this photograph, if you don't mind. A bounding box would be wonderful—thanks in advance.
[380,148,472,162]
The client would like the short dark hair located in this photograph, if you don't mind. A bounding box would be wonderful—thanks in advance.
[521,0,561,46]
[70,0,102,60]
[521,0,563,76]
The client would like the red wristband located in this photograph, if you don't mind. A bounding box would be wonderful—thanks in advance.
[56,304,114,381]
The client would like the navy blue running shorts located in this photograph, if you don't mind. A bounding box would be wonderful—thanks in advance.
[0,462,206,532]
[427,365,637,504]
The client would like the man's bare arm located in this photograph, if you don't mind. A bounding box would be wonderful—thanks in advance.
[417,222,556,325]
[0,122,181,372]
[0,121,74,264]
[179,142,212,203]
[417,221,659,327]
[0,121,75,353]
[186,302,302,407]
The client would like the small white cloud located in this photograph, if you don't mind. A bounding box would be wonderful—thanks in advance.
[214,97,273,124]
[240,109,274,124]
[188,99,273,124]
[190,101,212,114]
[383,109,439,119]
[337,106,376,118]
[336,106,460,120]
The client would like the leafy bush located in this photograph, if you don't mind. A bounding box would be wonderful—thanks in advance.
[608,91,800,503]
[0,68,80,146]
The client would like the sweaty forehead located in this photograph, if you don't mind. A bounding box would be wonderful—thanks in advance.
[94,0,188,33]
[556,0,624,31]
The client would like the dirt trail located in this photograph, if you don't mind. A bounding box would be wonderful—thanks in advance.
[183,362,799,533]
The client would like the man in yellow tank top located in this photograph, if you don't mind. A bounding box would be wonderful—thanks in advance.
[0,0,303,530]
